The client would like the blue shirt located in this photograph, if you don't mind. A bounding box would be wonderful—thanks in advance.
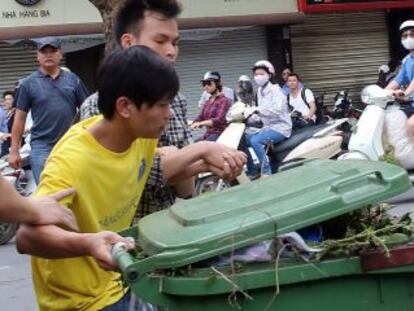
[15,69,89,146]
[0,107,7,133]
[394,53,414,98]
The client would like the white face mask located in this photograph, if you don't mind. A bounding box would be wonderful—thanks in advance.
[402,37,414,50]
[254,74,270,87]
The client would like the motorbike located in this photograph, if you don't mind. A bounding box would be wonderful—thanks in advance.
[196,101,351,194]
[0,144,35,245]
[338,84,414,181]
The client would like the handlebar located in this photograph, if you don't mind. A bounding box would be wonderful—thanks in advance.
[111,239,139,283]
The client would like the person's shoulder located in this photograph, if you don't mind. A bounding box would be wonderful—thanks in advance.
[402,54,412,64]
[303,88,314,95]
[19,71,39,85]
[173,92,187,104]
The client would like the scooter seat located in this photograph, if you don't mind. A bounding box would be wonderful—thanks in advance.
[269,123,329,154]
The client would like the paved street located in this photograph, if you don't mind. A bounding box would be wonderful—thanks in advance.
[0,238,36,310]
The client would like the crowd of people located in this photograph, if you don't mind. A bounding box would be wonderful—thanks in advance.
[0,0,413,309]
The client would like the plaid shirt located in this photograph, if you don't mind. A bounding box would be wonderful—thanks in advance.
[79,92,193,222]
[195,94,231,140]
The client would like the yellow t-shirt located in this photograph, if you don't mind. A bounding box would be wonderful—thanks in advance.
[31,116,157,311]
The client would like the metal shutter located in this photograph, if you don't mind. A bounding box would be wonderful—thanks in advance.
[175,27,267,119]
[290,11,390,107]
[0,42,66,95]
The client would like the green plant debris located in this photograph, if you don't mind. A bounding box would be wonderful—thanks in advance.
[315,204,413,261]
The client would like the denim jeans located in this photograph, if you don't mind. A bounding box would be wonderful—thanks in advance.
[245,129,286,176]
[30,142,53,184]
[102,291,160,311]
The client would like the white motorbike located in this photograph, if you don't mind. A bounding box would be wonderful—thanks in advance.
[0,144,35,245]
[196,101,350,194]
[339,84,414,182]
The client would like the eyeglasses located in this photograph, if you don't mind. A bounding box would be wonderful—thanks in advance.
[401,31,414,39]
[202,80,213,87]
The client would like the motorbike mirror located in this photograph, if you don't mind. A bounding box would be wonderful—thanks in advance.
[361,85,392,108]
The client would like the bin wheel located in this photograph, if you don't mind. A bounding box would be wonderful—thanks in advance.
[196,175,232,195]
[0,223,18,245]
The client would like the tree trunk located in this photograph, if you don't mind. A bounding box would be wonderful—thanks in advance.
[88,0,120,51]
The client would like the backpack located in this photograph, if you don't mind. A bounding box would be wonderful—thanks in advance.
[287,88,325,125]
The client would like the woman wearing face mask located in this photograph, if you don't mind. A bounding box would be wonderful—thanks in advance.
[386,20,414,137]
[191,71,232,141]
[244,60,292,179]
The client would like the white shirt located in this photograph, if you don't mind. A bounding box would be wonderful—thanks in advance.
[251,83,292,138]
[289,88,316,121]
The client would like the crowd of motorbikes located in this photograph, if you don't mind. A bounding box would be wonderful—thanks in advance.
[1,84,413,244]
[195,85,414,194]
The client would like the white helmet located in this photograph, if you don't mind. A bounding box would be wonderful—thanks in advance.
[400,20,414,34]
[238,75,250,82]
[253,60,275,76]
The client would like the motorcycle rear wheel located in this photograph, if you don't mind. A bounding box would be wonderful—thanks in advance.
[0,223,18,245]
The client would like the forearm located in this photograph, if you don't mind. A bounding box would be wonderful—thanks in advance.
[10,116,25,153]
[16,224,89,258]
[167,159,208,184]
[385,80,400,91]
[309,102,317,116]
[173,177,195,198]
[404,79,414,97]
[161,142,210,181]
[0,177,39,223]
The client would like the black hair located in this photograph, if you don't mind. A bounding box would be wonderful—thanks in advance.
[3,90,15,99]
[388,59,402,72]
[97,45,179,119]
[287,72,302,82]
[114,0,182,45]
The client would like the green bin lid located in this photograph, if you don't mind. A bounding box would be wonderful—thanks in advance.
[135,160,410,274]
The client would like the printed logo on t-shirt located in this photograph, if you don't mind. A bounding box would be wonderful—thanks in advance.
[138,159,146,182]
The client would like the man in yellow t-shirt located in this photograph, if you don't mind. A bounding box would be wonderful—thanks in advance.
[15,46,178,310]
[14,28,248,311]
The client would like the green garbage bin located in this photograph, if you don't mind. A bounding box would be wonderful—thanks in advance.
[116,160,414,311]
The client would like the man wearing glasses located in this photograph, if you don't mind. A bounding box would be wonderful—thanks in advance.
[387,20,414,136]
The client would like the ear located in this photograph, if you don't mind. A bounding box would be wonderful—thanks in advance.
[115,97,133,119]
[120,33,135,48]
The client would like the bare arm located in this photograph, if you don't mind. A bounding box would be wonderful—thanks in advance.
[0,177,78,230]
[16,225,131,270]
[160,141,246,184]
[403,78,414,97]
[305,100,317,119]
[9,109,27,169]
[385,80,400,91]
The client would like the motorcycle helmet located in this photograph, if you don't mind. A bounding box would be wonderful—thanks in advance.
[201,71,221,83]
[238,75,250,82]
[252,60,275,77]
[400,20,414,34]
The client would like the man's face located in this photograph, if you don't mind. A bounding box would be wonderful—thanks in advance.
[128,99,172,138]
[124,11,179,63]
[282,69,291,82]
[37,46,62,70]
[3,95,14,110]
[287,76,298,89]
